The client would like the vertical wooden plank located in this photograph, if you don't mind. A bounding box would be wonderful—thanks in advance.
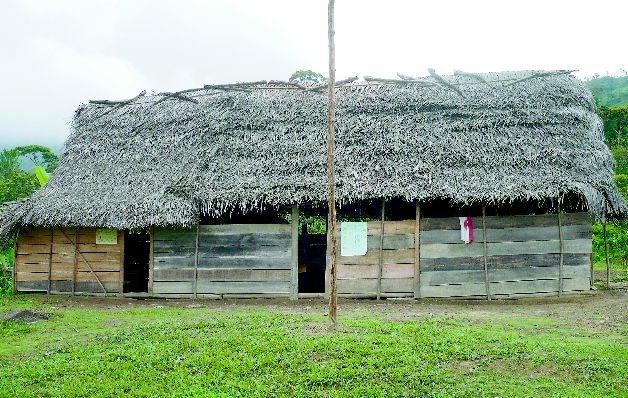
[377,199,385,300]
[414,202,421,299]
[12,228,19,293]
[482,208,491,301]
[590,252,594,289]
[557,205,564,296]
[47,227,53,294]
[324,215,330,299]
[72,228,78,295]
[193,223,200,299]
[148,226,154,294]
[119,230,125,297]
[603,222,610,288]
[291,205,299,300]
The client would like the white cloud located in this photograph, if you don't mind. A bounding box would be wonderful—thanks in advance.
[0,0,626,149]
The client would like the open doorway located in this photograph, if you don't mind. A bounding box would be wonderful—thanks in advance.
[298,215,327,293]
[124,229,150,293]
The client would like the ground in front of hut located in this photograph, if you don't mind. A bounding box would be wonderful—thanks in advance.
[0,288,626,398]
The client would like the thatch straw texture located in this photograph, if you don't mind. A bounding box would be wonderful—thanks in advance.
[1,70,625,240]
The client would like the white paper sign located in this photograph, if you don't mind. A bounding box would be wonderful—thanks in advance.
[340,222,368,256]
[96,229,118,245]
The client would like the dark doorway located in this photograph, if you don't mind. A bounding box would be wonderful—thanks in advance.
[124,230,150,293]
[298,221,327,293]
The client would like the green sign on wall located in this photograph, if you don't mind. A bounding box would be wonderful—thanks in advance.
[96,229,118,245]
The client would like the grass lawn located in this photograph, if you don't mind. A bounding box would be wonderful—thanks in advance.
[0,293,626,397]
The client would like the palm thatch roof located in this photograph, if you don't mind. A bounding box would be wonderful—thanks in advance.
[1,70,625,240]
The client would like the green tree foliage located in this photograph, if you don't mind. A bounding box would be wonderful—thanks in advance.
[0,145,58,295]
[586,74,628,107]
[289,70,326,84]
[599,106,628,148]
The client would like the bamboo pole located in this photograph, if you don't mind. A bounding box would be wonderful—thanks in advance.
[194,223,200,299]
[47,227,53,294]
[603,222,610,288]
[118,230,124,297]
[149,226,154,294]
[482,207,491,301]
[72,228,78,295]
[327,0,338,326]
[557,204,564,296]
[377,199,385,300]
[12,228,19,293]
[291,205,299,300]
[414,202,421,299]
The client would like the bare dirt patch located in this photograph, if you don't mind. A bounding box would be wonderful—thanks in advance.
[2,309,51,323]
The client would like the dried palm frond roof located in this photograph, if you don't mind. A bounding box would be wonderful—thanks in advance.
[1,70,625,240]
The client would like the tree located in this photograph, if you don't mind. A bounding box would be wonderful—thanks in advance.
[599,106,628,148]
[289,70,326,84]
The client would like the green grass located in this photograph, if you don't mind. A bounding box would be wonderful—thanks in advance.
[0,296,626,397]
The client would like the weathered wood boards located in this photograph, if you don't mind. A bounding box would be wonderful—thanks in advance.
[336,220,415,297]
[420,213,592,298]
[15,227,123,293]
[152,224,292,296]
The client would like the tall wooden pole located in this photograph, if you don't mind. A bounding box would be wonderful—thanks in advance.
[327,0,338,326]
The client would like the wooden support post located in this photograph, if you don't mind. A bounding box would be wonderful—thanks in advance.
[118,230,124,297]
[326,216,330,297]
[194,223,200,299]
[557,205,564,296]
[377,199,385,300]
[72,228,78,295]
[603,222,610,288]
[326,0,338,326]
[149,226,154,294]
[414,202,421,299]
[291,205,299,300]
[482,207,491,301]
[47,227,54,294]
[12,228,19,293]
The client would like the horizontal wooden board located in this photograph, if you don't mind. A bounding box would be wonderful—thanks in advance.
[421,242,484,259]
[421,277,591,298]
[152,281,194,294]
[338,263,414,279]
[420,253,590,272]
[199,233,291,247]
[337,278,414,294]
[15,280,119,293]
[421,265,590,286]
[153,268,291,282]
[153,256,195,268]
[198,256,292,269]
[336,220,414,236]
[421,225,590,244]
[338,248,414,265]
[487,239,591,256]
[421,213,590,231]
[197,245,291,258]
[199,224,290,235]
[487,253,590,269]
[336,234,415,250]
[197,281,291,294]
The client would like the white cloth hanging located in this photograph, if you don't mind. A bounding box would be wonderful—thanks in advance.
[458,216,473,244]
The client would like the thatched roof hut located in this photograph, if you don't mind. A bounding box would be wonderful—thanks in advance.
[1,70,625,240]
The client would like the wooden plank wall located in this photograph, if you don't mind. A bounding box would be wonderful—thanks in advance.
[14,227,122,293]
[152,224,292,296]
[337,221,415,297]
[420,213,592,298]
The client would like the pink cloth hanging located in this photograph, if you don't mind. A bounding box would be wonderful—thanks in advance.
[459,216,473,244]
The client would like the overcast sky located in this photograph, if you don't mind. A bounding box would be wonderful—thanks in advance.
[1,0,626,151]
